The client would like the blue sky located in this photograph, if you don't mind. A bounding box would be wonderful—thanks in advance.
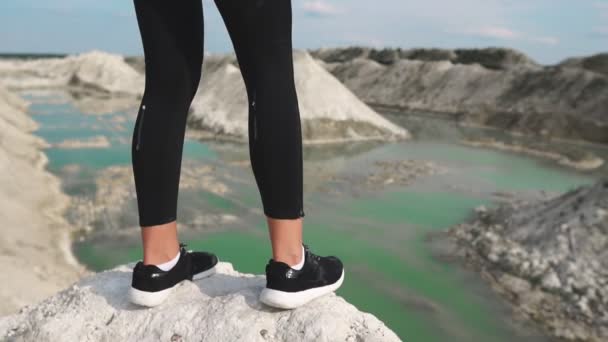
[1,0,606,64]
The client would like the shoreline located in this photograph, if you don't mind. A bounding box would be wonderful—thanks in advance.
[381,109,608,172]
[381,107,608,151]
[35,148,84,271]
[0,85,86,316]
[461,138,605,171]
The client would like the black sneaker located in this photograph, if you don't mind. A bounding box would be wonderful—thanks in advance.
[259,244,345,309]
[129,243,218,307]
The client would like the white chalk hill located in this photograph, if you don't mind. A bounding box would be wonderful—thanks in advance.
[0,262,401,342]
[189,51,409,144]
[0,50,409,143]
[0,50,143,95]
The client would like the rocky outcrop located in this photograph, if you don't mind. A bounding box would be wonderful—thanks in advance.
[560,53,608,77]
[187,50,409,144]
[0,262,401,342]
[311,47,539,70]
[0,50,143,95]
[0,84,84,315]
[311,47,608,144]
[446,181,608,341]
[451,48,539,70]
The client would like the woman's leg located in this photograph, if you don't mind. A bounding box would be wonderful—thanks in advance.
[132,0,204,264]
[214,0,305,266]
[129,0,219,308]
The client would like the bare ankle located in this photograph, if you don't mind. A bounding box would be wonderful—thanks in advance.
[143,247,179,265]
[274,246,303,267]
[140,221,180,265]
[266,216,304,267]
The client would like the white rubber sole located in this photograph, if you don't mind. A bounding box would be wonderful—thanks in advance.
[129,264,217,307]
[259,269,345,309]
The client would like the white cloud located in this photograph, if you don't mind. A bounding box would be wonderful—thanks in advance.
[398,0,510,28]
[457,26,558,46]
[301,0,340,16]
[529,36,559,45]
[465,26,520,40]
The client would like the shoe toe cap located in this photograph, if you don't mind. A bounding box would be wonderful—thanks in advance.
[190,252,218,273]
[323,256,344,281]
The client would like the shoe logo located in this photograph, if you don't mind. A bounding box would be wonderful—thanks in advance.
[286,269,297,279]
[151,273,162,278]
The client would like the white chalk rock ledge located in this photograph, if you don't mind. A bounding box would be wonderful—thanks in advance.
[0,262,401,342]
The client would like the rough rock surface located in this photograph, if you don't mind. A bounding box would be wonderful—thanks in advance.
[187,50,409,144]
[560,53,608,76]
[0,262,401,342]
[311,47,608,144]
[0,84,84,315]
[446,181,608,341]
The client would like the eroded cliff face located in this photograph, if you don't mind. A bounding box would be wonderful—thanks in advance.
[0,262,401,342]
[0,85,84,316]
[311,47,608,144]
[447,181,608,341]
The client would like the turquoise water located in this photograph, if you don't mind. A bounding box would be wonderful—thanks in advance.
[26,92,598,341]
[29,101,216,172]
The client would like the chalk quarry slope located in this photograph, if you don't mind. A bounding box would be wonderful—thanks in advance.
[0,50,409,143]
[187,50,409,144]
[0,84,83,315]
[311,47,608,144]
[0,50,143,95]
[0,262,401,342]
[447,180,608,341]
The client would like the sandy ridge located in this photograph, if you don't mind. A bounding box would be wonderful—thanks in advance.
[0,84,85,316]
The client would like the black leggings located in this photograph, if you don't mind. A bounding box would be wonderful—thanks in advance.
[132,0,304,227]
